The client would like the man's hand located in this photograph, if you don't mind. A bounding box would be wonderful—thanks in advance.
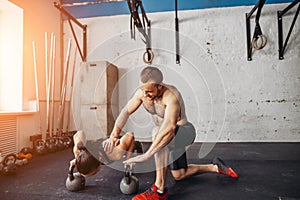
[123,153,151,165]
[102,137,120,153]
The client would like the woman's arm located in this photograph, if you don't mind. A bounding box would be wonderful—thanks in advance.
[73,130,86,157]
[103,90,143,152]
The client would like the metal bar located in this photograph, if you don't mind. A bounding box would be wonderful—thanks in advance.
[277,0,300,60]
[66,47,77,134]
[54,2,85,29]
[68,19,84,61]
[33,41,42,138]
[54,2,87,61]
[57,39,72,136]
[247,0,260,19]
[48,33,54,137]
[255,0,266,23]
[60,0,64,105]
[245,0,266,61]
[280,0,300,15]
[282,3,300,56]
[32,41,39,112]
[50,35,56,137]
[278,10,284,59]
[45,32,49,140]
[246,13,252,61]
[175,0,180,64]
[83,25,87,61]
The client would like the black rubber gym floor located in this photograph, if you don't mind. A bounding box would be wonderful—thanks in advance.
[0,142,300,200]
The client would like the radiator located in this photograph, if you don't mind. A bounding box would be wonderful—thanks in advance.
[0,116,17,158]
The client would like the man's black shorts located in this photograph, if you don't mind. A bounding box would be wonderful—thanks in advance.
[168,122,196,170]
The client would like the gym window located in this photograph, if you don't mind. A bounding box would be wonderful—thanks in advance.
[0,0,23,112]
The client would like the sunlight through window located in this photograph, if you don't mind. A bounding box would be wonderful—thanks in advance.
[0,0,23,111]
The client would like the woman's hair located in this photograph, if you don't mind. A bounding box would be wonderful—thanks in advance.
[75,141,100,175]
[140,66,163,84]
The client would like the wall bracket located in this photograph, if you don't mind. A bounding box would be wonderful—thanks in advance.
[54,2,87,62]
[277,0,300,60]
[245,0,267,61]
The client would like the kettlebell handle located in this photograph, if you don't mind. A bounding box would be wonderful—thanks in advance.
[68,164,75,181]
[124,165,129,174]
[124,164,133,184]
[124,165,133,176]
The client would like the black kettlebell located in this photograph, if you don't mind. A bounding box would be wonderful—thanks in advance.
[55,137,65,151]
[35,139,46,155]
[66,165,86,192]
[2,153,17,175]
[120,165,139,195]
[45,138,57,153]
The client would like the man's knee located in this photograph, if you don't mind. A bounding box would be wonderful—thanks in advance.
[121,132,135,149]
[73,130,86,148]
[171,169,186,181]
[125,132,135,142]
[122,132,134,140]
[74,130,83,140]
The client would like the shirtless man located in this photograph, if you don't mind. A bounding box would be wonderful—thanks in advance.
[103,66,238,200]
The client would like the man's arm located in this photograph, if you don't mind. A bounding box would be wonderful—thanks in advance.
[124,94,180,164]
[103,90,143,152]
[145,97,179,157]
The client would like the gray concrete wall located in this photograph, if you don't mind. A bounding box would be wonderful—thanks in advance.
[67,3,300,142]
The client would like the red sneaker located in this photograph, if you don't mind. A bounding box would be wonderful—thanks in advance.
[132,184,168,200]
[213,157,239,179]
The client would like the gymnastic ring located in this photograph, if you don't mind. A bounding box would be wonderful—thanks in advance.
[252,34,267,50]
[143,49,154,64]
